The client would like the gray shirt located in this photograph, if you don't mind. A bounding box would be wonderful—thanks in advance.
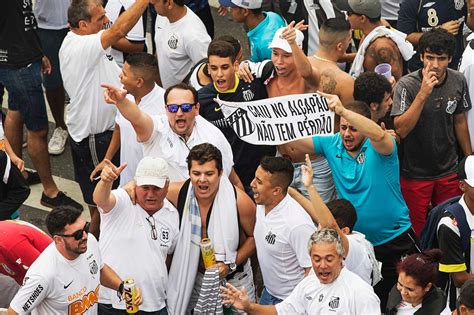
[391,69,471,179]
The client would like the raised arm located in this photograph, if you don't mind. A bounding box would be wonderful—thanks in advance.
[284,21,319,90]
[393,63,437,138]
[101,0,149,50]
[92,160,127,212]
[322,92,394,155]
[102,83,154,142]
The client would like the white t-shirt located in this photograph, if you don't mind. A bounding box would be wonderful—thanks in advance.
[98,188,179,311]
[142,115,234,181]
[154,7,210,89]
[105,0,146,68]
[117,85,166,185]
[10,236,103,315]
[254,194,316,299]
[33,0,69,29]
[276,268,381,314]
[344,232,374,285]
[459,37,474,152]
[396,300,451,315]
[59,31,120,142]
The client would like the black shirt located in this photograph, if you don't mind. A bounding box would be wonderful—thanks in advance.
[0,0,43,68]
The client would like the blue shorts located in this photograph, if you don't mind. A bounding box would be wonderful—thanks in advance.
[291,157,337,202]
[70,131,120,205]
[37,28,68,90]
[0,60,48,131]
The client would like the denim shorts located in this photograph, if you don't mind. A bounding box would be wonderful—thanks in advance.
[70,130,120,205]
[36,28,68,90]
[0,60,48,131]
[291,157,338,202]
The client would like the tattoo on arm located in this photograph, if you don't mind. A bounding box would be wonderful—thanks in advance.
[320,69,337,94]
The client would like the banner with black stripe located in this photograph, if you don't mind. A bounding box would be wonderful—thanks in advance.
[217,93,334,145]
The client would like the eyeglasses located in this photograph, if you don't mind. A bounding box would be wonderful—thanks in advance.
[56,222,90,240]
[166,103,196,113]
[146,215,158,240]
[347,11,362,16]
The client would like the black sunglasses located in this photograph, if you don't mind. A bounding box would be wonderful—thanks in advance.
[347,11,362,16]
[56,222,90,240]
[166,103,196,113]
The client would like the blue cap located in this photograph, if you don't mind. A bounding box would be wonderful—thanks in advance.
[219,0,238,7]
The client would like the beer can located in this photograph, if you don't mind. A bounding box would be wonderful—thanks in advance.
[200,238,217,269]
[123,278,138,314]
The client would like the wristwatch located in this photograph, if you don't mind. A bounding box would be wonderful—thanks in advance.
[227,262,237,275]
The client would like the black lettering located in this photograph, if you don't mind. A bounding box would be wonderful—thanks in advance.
[275,123,296,141]
[22,284,44,311]
[315,95,329,111]
[256,124,275,141]
[271,102,288,118]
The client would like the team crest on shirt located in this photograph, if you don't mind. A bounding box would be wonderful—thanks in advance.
[356,152,366,164]
[242,89,255,101]
[160,227,170,244]
[454,0,464,10]
[168,35,178,49]
[329,296,340,309]
[265,231,276,245]
[89,260,98,275]
[446,98,458,114]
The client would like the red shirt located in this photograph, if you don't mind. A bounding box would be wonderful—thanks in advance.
[0,220,52,284]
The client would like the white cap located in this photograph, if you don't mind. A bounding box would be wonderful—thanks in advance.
[459,155,474,187]
[230,0,262,9]
[135,157,169,188]
[268,27,304,53]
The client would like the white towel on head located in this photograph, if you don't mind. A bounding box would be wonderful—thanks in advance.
[167,176,239,314]
[349,26,415,78]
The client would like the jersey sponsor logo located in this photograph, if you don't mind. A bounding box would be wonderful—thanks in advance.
[168,35,178,49]
[22,276,29,286]
[318,294,324,302]
[356,152,366,164]
[68,287,87,301]
[160,227,170,244]
[21,284,44,312]
[446,98,457,114]
[422,2,435,7]
[89,260,98,275]
[400,88,407,113]
[214,106,222,112]
[64,280,74,289]
[68,284,100,314]
[265,231,276,245]
[328,296,340,309]
[106,54,114,61]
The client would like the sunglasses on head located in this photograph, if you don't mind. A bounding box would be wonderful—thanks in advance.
[56,222,90,240]
[166,103,196,113]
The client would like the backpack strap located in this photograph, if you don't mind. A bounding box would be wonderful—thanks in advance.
[176,179,191,228]
[445,202,471,272]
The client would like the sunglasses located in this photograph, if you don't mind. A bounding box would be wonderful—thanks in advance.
[166,103,196,113]
[347,11,362,16]
[56,222,90,240]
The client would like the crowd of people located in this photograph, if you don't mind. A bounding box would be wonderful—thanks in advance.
[1,0,474,313]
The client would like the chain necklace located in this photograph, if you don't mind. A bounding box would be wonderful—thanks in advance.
[313,55,336,64]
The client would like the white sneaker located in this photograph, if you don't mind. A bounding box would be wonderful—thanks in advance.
[48,127,68,155]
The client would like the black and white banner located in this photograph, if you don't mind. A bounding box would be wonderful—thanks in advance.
[217,93,334,145]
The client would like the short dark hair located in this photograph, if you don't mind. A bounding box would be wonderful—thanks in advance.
[164,83,198,104]
[344,101,371,119]
[125,52,159,82]
[173,0,185,6]
[46,206,83,236]
[68,0,102,28]
[216,35,242,60]
[319,18,351,48]
[207,40,237,63]
[396,249,443,289]
[353,71,392,105]
[419,28,456,57]
[187,143,223,173]
[326,199,358,232]
[368,16,381,23]
[259,156,294,193]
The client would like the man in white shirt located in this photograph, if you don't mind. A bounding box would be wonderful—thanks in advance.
[101,82,244,188]
[90,52,165,186]
[59,0,150,237]
[7,206,140,315]
[220,228,381,314]
[150,0,211,88]
[93,156,179,314]
[250,156,315,304]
